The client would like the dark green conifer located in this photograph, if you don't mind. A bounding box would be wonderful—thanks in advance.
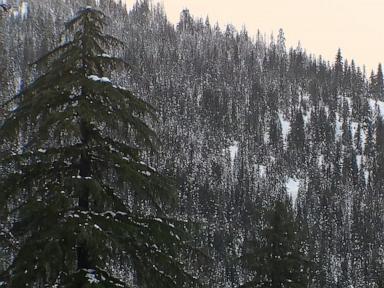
[376,63,384,100]
[287,110,306,169]
[0,7,199,288]
[240,199,309,288]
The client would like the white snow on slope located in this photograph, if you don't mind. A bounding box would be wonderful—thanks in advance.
[318,154,324,166]
[259,164,266,177]
[85,269,100,284]
[12,1,28,19]
[303,110,311,125]
[229,141,239,165]
[254,164,267,177]
[286,178,300,205]
[278,113,290,141]
[356,155,362,169]
[141,170,151,176]
[88,75,111,83]
[335,113,343,138]
[368,99,384,117]
[21,1,28,17]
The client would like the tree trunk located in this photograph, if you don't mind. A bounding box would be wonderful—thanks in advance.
[77,119,91,269]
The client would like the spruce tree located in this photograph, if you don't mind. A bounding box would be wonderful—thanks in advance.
[0,7,199,288]
[335,48,343,78]
[377,63,384,100]
[0,4,11,101]
[287,110,306,169]
[240,199,309,288]
[333,48,343,97]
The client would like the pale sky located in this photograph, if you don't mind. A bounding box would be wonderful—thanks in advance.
[123,0,383,73]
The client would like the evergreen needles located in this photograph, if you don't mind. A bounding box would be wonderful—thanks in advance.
[0,6,200,288]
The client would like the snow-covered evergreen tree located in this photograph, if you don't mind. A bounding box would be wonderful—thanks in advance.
[0,6,200,287]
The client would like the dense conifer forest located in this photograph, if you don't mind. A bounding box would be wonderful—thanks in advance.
[1,0,384,287]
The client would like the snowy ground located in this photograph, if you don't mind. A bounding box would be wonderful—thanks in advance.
[278,113,290,141]
[229,141,239,165]
[368,98,384,117]
[12,1,28,18]
[286,177,300,205]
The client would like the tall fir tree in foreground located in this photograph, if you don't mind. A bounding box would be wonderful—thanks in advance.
[241,199,309,288]
[0,7,200,287]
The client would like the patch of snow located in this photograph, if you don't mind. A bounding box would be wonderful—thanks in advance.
[20,2,28,18]
[9,104,18,112]
[259,164,266,177]
[38,148,46,153]
[116,211,127,216]
[113,84,129,91]
[85,269,99,284]
[324,105,330,116]
[356,155,362,168]
[141,171,151,176]
[263,130,269,143]
[318,154,324,167]
[197,93,202,103]
[302,92,310,102]
[368,98,384,117]
[360,128,366,151]
[335,113,343,138]
[93,224,102,231]
[16,76,22,90]
[303,110,311,125]
[88,75,111,83]
[139,161,157,172]
[229,141,239,165]
[286,178,300,205]
[172,232,180,240]
[12,2,28,18]
[102,211,116,218]
[278,113,290,140]
[364,171,369,183]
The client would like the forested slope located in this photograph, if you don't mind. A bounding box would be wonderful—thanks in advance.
[1,0,384,287]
